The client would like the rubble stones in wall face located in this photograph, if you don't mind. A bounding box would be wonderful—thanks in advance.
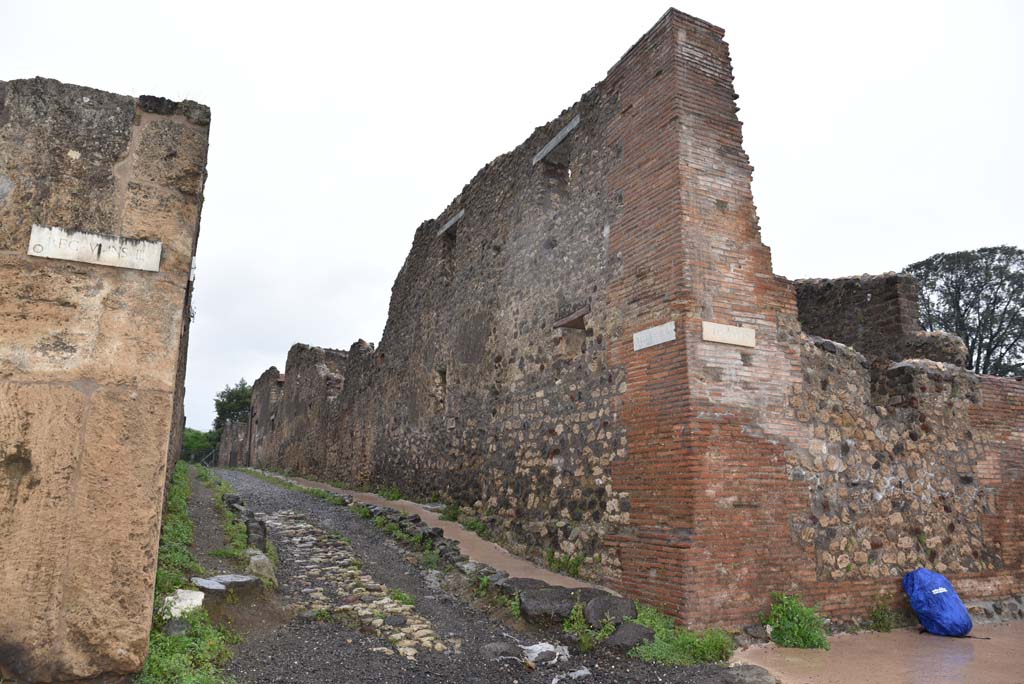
[794,273,966,367]
[790,337,995,581]
[901,331,968,367]
[242,43,633,579]
[249,366,284,468]
[218,418,249,467]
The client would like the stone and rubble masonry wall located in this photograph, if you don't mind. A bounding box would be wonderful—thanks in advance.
[0,78,209,681]
[217,418,249,468]
[794,273,967,367]
[238,10,1022,629]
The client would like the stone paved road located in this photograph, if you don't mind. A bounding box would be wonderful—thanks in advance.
[216,468,775,684]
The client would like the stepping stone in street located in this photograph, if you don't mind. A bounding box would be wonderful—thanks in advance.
[208,574,262,590]
[191,577,227,593]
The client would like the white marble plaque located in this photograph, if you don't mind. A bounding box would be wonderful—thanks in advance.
[702,321,755,348]
[27,225,162,272]
[633,321,676,351]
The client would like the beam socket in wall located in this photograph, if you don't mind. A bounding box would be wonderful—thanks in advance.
[553,302,590,330]
[532,114,580,165]
[436,209,464,239]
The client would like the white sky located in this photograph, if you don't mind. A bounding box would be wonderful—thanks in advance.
[1,1,1020,430]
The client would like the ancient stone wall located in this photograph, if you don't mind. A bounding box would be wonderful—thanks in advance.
[247,17,639,574]
[248,366,285,468]
[795,273,966,366]
[234,10,1022,629]
[217,418,249,468]
[270,344,347,475]
[0,78,208,680]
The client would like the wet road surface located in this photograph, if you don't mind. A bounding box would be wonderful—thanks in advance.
[732,621,1024,684]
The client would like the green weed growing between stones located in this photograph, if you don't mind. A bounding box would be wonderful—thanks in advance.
[139,609,236,684]
[353,503,373,519]
[563,603,615,653]
[389,589,415,606]
[440,503,461,522]
[545,550,584,578]
[628,604,734,665]
[461,517,490,539]
[498,594,522,619]
[421,548,441,569]
[377,484,402,500]
[867,598,897,632]
[764,593,830,649]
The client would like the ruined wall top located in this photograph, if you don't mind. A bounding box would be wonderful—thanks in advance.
[794,272,967,367]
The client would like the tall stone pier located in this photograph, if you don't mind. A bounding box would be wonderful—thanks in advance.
[0,78,209,682]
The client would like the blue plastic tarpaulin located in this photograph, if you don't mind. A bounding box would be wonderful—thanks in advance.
[902,568,973,637]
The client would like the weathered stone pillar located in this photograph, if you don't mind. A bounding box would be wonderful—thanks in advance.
[0,77,209,682]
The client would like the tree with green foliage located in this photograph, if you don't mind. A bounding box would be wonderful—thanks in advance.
[181,427,216,461]
[213,378,252,434]
[904,245,1023,377]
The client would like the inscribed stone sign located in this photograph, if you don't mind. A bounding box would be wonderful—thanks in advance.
[28,225,162,272]
[633,321,676,351]
[701,320,755,348]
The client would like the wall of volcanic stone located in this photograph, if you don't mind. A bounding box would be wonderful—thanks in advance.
[0,78,208,681]
[238,10,1022,629]
[795,273,967,367]
[218,418,249,468]
[244,10,681,578]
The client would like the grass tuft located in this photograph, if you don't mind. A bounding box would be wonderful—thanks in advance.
[628,604,734,665]
[440,502,461,522]
[498,593,522,619]
[867,598,896,632]
[563,603,615,653]
[389,588,415,606]
[138,609,237,684]
[545,549,584,578]
[764,593,830,649]
[377,484,402,501]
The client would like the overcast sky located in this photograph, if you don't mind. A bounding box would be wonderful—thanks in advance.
[1,1,1020,429]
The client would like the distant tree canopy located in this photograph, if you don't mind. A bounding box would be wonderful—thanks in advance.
[181,427,216,461]
[905,245,1023,377]
[213,378,252,434]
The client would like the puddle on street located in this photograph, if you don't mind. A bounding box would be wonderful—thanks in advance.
[731,622,1024,684]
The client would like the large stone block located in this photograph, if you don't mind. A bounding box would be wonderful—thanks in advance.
[0,77,208,682]
[0,78,134,251]
[0,254,189,391]
[0,382,89,680]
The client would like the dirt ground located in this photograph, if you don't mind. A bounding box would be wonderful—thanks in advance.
[732,621,1024,684]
